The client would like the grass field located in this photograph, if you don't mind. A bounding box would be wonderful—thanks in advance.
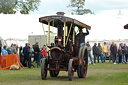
[0,62,128,85]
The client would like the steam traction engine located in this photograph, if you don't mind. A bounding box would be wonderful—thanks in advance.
[39,12,91,81]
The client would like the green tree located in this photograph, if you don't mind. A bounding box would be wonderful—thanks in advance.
[0,0,40,14]
[67,0,94,15]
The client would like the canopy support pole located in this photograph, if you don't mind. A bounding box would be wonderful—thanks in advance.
[63,22,66,47]
[48,22,50,46]
[42,24,47,45]
[73,27,75,45]
[66,23,73,45]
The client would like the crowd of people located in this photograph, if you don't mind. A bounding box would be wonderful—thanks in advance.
[86,41,128,65]
[0,42,47,68]
[0,44,18,55]
[1,28,128,69]
[20,42,47,68]
[0,40,128,68]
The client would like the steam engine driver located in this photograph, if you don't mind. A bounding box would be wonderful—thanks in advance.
[76,29,89,47]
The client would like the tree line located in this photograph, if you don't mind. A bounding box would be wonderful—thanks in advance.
[0,0,93,15]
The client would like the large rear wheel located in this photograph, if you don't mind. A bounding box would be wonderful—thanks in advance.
[77,47,88,78]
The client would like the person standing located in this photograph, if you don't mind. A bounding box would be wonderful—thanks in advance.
[124,44,128,62]
[110,42,114,62]
[6,43,13,54]
[41,45,47,58]
[10,44,17,54]
[27,43,32,68]
[13,44,18,54]
[110,42,117,64]
[92,43,99,63]
[97,43,103,63]
[33,42,40,67]
[22,43,29,67]
[102,42,107,62]
[2,45,8,55]
[76,29,89,47]
[22,43,31,68]
[115,43,118,63]
[86,41,94,64]
[121,43,127,64]
[19,46,23,62]
[0,43,2,55]
[118,44,123,64]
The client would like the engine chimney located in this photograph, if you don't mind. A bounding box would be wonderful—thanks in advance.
[56,12,65,16]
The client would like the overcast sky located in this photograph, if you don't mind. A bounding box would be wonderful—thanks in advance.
[31,0,128,15]
[0,0,128,41]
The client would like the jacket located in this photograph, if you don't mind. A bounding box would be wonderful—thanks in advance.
[2,48,8,55]
[110,45,117,55]
[33,45,40,54]
[41,48,47,56]
[76,30,89,44]
[102,44,107,53]
[86,44,91,52]
[97,46,102,55]
[92,45,99,55]
[118,49,122,56]
[23,46,29,57]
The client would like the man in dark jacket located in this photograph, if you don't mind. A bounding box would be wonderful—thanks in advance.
[76,29,89,47]
[110,42,117,64]
[22,43,31,68]
[33,42,40,67]
[118,44,122,64]
[121,43,127,64]
[124,44,128,62]
[92,43,99,63]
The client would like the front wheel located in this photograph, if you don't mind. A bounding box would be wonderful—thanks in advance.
[41,58,48,80]
[68,59,74,81]
[49,65,59,77]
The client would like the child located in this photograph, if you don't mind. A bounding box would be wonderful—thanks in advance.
[41,45,47,58]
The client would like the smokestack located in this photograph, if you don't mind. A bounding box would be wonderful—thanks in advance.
[56,12,65,16]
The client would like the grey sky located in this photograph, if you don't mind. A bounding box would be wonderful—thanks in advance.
[31,0,128,15]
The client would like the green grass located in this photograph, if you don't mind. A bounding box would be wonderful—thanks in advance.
[0,62,128,85]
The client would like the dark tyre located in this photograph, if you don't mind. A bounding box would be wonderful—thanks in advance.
[41,58,48,80]
[77,47,88,78]
[68,59,74,81]
[49,65,59,77]
[77,47,83,78]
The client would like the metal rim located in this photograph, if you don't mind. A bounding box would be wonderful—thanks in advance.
[68,59,74,81]
[81,47,88,78]
[41,58,47,80]
[77,47,88,78]
[77,47,83,78]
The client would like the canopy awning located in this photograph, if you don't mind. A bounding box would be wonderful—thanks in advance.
[124,24,128,29]
[39,15,91,30]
